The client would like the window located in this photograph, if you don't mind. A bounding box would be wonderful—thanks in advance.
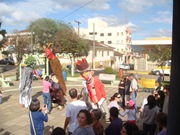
[121,32,123,36]
[100,33,104,36]
[89,32,97,35]
[117,32,119,36]
[108,33,112,36]
[108,41,112,44]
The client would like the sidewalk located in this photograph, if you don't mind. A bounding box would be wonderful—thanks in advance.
[0,73,150,135]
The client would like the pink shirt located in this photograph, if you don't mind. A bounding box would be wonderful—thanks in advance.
[42,80,51,93]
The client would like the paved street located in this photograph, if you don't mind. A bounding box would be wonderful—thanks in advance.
[0,74,151,135]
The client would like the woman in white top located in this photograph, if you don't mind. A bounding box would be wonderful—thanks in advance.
[107,93,121,110]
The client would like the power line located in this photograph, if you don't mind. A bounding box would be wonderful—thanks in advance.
[60,0,95,20]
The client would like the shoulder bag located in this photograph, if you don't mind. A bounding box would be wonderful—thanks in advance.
[30,111,36,135]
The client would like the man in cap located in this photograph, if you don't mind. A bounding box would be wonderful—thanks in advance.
[75,58,109,120]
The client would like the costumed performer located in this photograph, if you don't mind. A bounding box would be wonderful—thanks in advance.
[19,62,34,108]
[44,43,67,96]
[75,58,110,120]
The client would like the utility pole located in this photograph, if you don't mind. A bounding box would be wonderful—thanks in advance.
[74,20,81,36]
[92,23,96,69]
[0,20,3,42]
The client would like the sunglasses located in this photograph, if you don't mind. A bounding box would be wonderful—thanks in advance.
[116,96,121,98]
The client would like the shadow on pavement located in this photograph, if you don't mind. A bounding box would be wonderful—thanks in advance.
[32,91,43,99]
[44,125,55,135]
[0,65,16,74]
[2,95,12,103]
[0,128,12,135]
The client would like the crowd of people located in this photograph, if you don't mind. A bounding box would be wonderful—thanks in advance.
[24,71,169,135]
[17,54,169,135]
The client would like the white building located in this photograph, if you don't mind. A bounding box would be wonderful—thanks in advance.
[131,37,172,71]
[78,18,132,64]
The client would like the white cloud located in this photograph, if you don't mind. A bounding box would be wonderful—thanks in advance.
[118,0,153,14]
[0,0,110,29]
[146,11,172,24]
[0,0,56,26]
[53,0,110,10]
[149,28,172,37]
[118,0,171,14]
[126,22,140,32]
[0,0,172,39]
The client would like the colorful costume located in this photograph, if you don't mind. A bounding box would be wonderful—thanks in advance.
[19,66,33,108]
[44,44,67,95]
[50,75,65,109]
[75,58,109,119]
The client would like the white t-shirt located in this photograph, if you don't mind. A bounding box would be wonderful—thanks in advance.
[141,98,148,111]
[65,100,87,133]
[130,78,138,92]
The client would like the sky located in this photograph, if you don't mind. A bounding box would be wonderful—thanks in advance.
[0,0,173,40]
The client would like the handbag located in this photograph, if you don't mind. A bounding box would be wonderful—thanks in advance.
[30,111,36,135]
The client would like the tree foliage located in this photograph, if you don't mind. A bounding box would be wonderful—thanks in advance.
[0,29,7,49]
[28,18,60,49]
[148,46,172,76]
[55,21,89,58]
[28,18,89,58]
[7,32,32,80]
[148,46,172,64]
[28,18,90,76]
[10,33,31,60]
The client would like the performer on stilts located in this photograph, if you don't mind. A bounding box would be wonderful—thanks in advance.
[75,58,110,121]
[44,43,67,96]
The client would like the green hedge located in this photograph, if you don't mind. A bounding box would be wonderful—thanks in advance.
[104,67,118,74]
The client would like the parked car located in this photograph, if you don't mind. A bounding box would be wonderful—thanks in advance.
[119,64,130,70]
[129,64,134,70]
[151,60,171,76]
[0,58,15,65]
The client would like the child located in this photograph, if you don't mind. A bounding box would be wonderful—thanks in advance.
[42,76,52,113]
[0,90,2,104]
[91,109,104,135]
[119,100,136,124]
[29,99,48,135]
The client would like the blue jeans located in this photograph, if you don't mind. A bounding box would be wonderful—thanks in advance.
[43,93,51,112]
[131,91,137,109]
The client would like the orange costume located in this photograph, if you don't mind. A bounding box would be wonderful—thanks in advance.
[44,45,67,95]
[75,58,109,119]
